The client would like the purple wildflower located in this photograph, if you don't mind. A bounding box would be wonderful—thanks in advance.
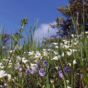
[58,70,63,79]
[76,73,83,79]
[18,67,22,72]
[44,60,48,67]
[39,68,46,77]
[64,66,70,73]
[30,70,35,74]
[26,68,36,75]
[26,69,31,74]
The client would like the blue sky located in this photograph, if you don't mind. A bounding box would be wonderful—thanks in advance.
[0,0,68,34]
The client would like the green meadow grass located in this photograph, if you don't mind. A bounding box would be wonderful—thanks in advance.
[0,18,88,88]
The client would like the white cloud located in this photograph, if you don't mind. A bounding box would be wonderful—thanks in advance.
[33,22,58,44]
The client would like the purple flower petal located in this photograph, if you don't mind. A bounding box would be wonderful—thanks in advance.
[26,69,31,74]
[39,68,46,77]
[64,66,70,73]
[44,60,48,67]
[58,70,63,79]
[26,69,35,75]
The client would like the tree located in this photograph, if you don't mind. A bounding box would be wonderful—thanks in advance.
[57,0,88,34]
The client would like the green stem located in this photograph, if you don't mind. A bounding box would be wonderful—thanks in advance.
[63,78,67,88]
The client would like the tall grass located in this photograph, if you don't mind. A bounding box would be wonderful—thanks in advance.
[0,2,88,87]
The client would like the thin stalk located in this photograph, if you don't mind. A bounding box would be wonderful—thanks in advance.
[82,0,85,36]
[63,77,67,88]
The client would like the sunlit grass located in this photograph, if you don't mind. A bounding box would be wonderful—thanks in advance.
[0,27,88,87]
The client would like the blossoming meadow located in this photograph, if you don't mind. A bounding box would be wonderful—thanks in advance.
[0,0,88,88]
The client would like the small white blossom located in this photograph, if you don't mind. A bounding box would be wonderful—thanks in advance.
[63,45,70,49]
[28,51,34,56]
[34,51,41,58]
[30,63,38,72]
[43,49,48,56]
[15,62,20,70]
[55,46,58,49]
[67,86,71,88]
[0,70,8,78]
[61,52,64,57]
[71,34,75,38]
[9,50,13,53]
[52,42,58,45]
[68,63,71,66]
[73,60,76,65]
[73,42,78,45]
[63,39,70,43]
[52,56,58,60]
[22,57,28,63]
[85,31,88,34]
[54,51,58,55]
[43,49,47,51]
[66,51,72,56]
[66,80,69,84]
[52,55,61,60]
[7,74,11,81]
[47,49,52,52]
[69,49,77,52]
[8,62,12,68]
[16,56,21,61]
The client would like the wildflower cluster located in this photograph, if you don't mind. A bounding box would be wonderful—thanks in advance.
[0,32,88,88]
